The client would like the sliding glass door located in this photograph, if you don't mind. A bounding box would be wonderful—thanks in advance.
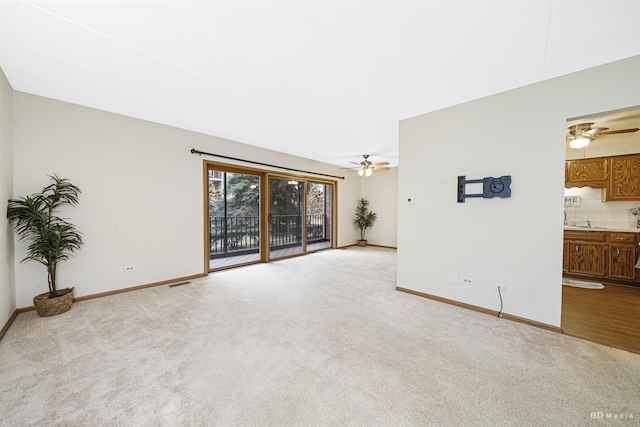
[208,169,261,270]
[269,177,304,259]
[268,178,334,260]
[306,181,333,252]
[204,161,336,269]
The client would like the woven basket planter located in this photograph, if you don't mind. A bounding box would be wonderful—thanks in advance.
[357,240,368,247]
[33,287,75,317]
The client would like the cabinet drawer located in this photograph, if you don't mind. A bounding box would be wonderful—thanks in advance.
[609,233,637,243]
[564,231,607,242]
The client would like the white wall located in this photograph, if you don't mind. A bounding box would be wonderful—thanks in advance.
[12,92,361,308]
[360,167,398,247]
[0,68,15,326]
[398,55,640,327]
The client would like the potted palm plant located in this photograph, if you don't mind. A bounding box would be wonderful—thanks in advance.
[353,197,377,246]
[7,175,83,316]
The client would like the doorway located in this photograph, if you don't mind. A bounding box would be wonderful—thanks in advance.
[562,106,640,353]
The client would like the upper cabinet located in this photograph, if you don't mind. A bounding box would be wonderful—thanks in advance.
[605,154,640,200]
[565,157,609,188]
[565,154,640,200]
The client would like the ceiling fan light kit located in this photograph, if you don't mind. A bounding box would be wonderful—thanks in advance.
[569,136,592,149]
[351,154,390,177]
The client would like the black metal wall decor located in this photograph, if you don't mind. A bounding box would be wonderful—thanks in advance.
[457,175,511,203]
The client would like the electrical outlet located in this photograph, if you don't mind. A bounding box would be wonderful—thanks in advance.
[462,277,473,285]
[492,284,507,291]
[450,273,459,284]
[124,265,135,272]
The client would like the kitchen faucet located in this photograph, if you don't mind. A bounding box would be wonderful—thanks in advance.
[586,220,591,228]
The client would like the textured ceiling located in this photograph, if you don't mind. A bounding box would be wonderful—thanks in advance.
[1,0,640,167]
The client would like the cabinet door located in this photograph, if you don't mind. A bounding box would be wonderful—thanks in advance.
[608,155,640,200]
[563,241,569,273]
[569,242,607,276]
[609,244,637,281]
[565,158,608,188]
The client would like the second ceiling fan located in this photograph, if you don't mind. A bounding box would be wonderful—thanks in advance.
[567,122,639,149]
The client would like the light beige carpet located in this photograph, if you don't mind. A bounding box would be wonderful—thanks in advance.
[1,247,638,426]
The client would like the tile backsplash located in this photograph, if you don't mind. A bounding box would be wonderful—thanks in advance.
[564,187,640,228]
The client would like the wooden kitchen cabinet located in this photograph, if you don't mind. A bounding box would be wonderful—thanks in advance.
[563,241,570,273]
[564,154,640,200]
[608,233,639,281]
[569,241,608,277]
[564,231,607,277]
[609,244,637,280]
[565,157,608,188]
[564,230,639,285]
[605,154,640,200]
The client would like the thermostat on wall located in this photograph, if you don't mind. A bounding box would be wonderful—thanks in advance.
[406,196,415,205]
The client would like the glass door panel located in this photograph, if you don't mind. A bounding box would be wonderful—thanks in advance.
[269,177,304,259]
[306,182,333,251]
[209,169,261,270]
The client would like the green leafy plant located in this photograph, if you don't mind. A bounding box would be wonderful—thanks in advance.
[7,175,83,298]
[353,197,377,241]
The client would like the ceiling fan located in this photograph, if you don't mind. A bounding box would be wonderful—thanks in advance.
[566,122,640,149]
[350,154,390,177]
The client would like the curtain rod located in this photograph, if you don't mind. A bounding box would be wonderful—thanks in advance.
[190,148,345,180]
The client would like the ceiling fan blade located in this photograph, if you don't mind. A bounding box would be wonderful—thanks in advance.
[350,162,361,165]
[373,161,389,166]
[373,167,391,171]
[598,128,640,136]
[585,127,608,135]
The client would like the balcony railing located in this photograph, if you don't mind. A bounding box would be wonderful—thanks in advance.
[210,214,327,257]
[210,216,260,257]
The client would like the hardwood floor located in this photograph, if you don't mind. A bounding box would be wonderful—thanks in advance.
[562,282,640,354]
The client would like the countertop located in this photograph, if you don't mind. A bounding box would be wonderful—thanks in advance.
[564,226,640,233]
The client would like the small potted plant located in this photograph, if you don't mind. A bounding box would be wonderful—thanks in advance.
[353,197,377,246]
[7,175,83,316]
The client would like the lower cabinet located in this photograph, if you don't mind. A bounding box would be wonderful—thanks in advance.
[564,231,607,277]
[609,233,638,281]
[569,242,607,276]
[564,231,639,284]
[609,244,637,280]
